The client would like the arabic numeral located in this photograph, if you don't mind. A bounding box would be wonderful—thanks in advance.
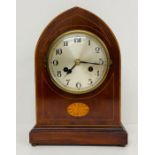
[74,37,81,43]
[57,71,61,77]
[53,60,58,66]
[66,79,70,85]
[95,47,101,53]
[76,82,81,89]
[64,41,68,46]
[99,58,104,65]
[88,79,93,85]
[56,48,62,55]
[97,70,100,76]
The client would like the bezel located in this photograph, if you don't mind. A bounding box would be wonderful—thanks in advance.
[46,29,111,94]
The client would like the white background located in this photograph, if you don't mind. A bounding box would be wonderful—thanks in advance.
[16,0,137,155]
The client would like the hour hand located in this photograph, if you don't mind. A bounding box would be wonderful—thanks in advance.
[65,59,81,75]
[66,63,76,75]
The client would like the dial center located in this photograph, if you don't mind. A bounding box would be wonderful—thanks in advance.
[75,59,81,65]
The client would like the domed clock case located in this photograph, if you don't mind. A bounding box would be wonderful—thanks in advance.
[29,7,127,146]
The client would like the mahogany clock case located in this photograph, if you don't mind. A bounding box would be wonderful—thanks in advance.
[29,7,127,146]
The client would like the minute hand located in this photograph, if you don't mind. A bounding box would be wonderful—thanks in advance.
[80,61,101,65]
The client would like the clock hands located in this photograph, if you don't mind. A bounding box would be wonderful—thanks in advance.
[64,59,102,76]
[80,61,101,65]
[64,59,80,76]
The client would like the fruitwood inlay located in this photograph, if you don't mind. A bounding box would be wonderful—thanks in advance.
[67,103,89,117]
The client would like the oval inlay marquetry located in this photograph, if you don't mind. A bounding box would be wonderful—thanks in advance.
[67,103,89,117]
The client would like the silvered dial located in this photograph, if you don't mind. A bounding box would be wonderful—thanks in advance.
[47,30,111,94]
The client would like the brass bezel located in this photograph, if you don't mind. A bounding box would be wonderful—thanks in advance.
[47,30,111,94]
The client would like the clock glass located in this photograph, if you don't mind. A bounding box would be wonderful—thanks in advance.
[47,30,111,94]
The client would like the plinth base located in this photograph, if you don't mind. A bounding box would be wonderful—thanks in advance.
[29,125,127,146]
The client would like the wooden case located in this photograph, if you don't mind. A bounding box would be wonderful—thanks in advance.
[29,7,127,146]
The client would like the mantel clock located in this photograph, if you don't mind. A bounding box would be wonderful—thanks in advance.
[29,7,127,146]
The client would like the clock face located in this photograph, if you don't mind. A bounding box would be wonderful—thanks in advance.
[47,30,111,94]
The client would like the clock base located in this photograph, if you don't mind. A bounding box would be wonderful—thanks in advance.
[29,124,127,146]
